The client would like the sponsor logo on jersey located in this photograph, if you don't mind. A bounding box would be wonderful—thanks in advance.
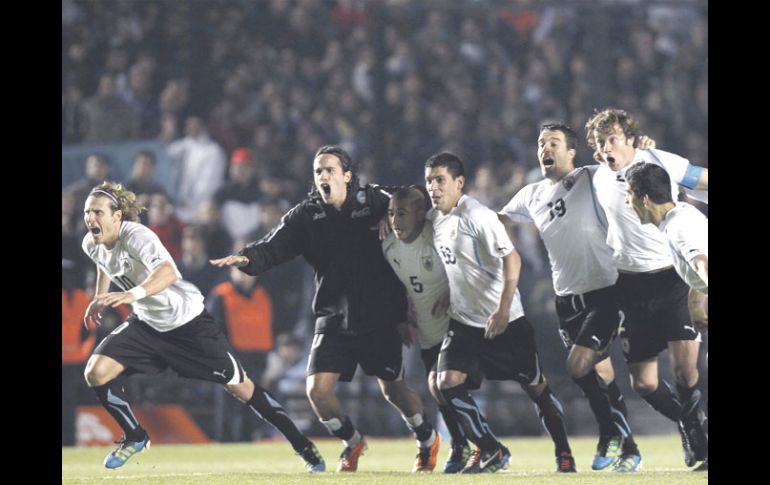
[351,207,371,218]
[393,258,401,268]
[312,212,327,221]
[120,258,132,273]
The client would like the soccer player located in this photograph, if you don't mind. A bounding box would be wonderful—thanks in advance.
[382,187,471,473]
[625,162,708,472]
[425,152,576,474]
[586,108,708,469]
[81,183,324,472]
[211,145,440,473]
[498,123,643,472]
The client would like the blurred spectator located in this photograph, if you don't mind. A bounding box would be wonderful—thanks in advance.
[196,200,233,260]
[214,147,263,241]
[147,192,184,261]
[177,224,226,297]
[125,149,166,224]
[261,333,303,392]
[81,73,139,143]
[120,61,160,138]
[166,115,226,223]
[207,263,275,442]
[64,154,111,234]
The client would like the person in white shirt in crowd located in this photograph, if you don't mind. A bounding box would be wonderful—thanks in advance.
[166,116,226,223]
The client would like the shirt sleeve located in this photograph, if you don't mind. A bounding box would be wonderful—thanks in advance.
[499,186,533,223]
[650,149,702,189]
[238,204,306,276]
[125,225,174,271]
[668,213,707,263]
[472,207,513,259]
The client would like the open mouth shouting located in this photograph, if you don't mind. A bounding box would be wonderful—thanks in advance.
[542,157,555,168]
[320,183,331,197]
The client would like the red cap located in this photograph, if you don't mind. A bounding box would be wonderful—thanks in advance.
[230,148,254,166]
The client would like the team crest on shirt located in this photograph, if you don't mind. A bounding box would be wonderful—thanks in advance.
[356,190,367,204]
[421,255,433,271]
[561,175,576,191]
[120,257,132,273]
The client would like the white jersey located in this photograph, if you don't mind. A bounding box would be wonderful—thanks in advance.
[82,221,205,331]
[659,203,708,294]
[593,148,699,272]
[428,195,525,328]
[500,165,617,296]
[382,223,449,349]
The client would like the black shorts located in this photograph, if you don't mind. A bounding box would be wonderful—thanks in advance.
[554,284,623,358]
[616,268,702,363]
[307,326,404,382]
[437,317,544,390]
[420,343,442,375]
[93,310,246,385]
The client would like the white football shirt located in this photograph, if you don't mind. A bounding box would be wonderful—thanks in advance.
[82,221,205,331]
[500,166,617,296]
[382,223,450,349]
[593,148,696,272]
[429,195,525,328]
[659,203,708,293]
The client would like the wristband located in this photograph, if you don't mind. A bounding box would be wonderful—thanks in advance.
[128,286,147,300]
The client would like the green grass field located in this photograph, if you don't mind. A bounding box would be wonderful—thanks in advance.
[62,435,707,484]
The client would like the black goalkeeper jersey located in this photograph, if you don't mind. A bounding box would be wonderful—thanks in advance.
[238,184,407,336]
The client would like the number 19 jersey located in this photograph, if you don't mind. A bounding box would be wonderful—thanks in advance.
[500,166,617,296]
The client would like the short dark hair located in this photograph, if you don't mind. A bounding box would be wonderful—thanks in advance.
[625,163,674,204]
[314,145,359,189]
[392,186,430,211]
[540,123,578,151]
[425,152,465,179]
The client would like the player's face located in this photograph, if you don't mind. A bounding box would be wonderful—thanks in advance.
[84,195,122,247]
[425,166,464,215]
[388,198,425,242]
[625,186,651,224]
[537,129,575,181]
[594,124,636,171]
[313,154,352,209]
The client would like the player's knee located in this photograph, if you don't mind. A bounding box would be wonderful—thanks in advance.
[83,363,110,387]
[306,382,330,405]
[437,372,463,390]
[379,380,404,403]
[672,367,699,388]
[428,379,443,403]
[631,377,658,395]
[566,356,592,379]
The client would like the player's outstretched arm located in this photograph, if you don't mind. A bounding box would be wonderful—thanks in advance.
[210,254,250,268]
